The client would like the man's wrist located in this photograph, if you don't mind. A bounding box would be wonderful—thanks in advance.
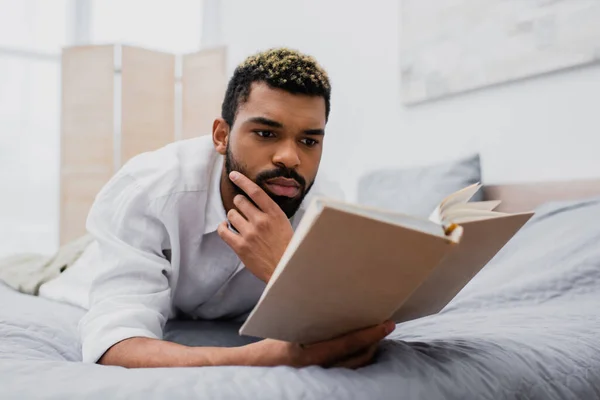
[192,344,254,367]
[248,264,274,283]
[262,269,274,283]
[261,262,278,283]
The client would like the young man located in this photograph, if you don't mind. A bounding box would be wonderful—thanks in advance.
[41,48,395,369]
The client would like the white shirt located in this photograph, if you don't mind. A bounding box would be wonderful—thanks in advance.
[39,135,342,363]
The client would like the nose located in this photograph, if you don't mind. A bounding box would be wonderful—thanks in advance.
[272,140,301,169]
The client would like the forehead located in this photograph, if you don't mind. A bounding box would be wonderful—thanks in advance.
[236,82,326,127]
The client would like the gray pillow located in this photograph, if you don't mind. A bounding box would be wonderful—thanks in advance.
[356,154,482,218]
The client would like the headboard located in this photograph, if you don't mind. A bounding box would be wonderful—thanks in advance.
[484,178,600,213]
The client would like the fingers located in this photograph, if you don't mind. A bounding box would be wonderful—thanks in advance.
[229,171,277,214]
[217,221,244,250]
[226,208,250,233]
[310,321,395,366]
[332,343,379,369]
[233,194,261,221]
[280,321,394,368]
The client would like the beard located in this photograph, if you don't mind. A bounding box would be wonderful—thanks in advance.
[225,145,314,218]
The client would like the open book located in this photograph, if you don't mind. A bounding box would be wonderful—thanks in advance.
[239,183,534,344]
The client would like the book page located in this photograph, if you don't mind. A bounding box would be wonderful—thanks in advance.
[453,200,501,211]
[439,183,482,213]
[443,208,509,224]
[429,183,484,225]
[318,198,446,238]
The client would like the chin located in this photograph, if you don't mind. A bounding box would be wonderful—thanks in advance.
[271,196,304,219]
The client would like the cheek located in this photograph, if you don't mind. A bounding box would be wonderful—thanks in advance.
[300,149,322,181]
[230,138,270,177]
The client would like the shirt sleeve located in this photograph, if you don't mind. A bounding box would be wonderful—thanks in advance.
[78,171,173,363]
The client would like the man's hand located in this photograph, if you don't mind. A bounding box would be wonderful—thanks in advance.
[239,320,396,369]
[217,171,294,282]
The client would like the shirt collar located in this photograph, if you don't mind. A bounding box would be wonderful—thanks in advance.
[204,155,227,235]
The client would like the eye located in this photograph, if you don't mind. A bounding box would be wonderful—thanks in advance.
[254,130,276,139]
[300,138,319,147]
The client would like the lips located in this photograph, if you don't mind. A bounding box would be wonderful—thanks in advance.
[264,177,301,198]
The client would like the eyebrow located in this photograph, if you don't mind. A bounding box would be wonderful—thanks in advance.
[247,116,284,128]
[247,116,325,136]
[303,128,325,136]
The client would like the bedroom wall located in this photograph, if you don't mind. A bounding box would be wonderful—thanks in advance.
[217,0,600,200]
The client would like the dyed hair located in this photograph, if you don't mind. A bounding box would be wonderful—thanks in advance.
[221,48,331,127]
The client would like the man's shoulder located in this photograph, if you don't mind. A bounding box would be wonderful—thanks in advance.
[118,136,217,200]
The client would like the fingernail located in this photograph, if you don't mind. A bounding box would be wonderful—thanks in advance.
[229,171,239,181]
[385,321,396,335]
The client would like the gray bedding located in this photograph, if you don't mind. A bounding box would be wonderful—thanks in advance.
[1,197,600,399]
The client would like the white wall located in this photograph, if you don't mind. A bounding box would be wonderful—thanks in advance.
[218,0,600,200]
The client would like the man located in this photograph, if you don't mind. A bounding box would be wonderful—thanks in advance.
[40,48,395,368]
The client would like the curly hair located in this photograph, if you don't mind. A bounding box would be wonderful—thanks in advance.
[221,48,331,127]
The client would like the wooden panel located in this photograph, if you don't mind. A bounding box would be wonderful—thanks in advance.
[61,45,114,170]
[484,178,600,212]
[60,171,112,244]
[121,45,175,164]
[182,46,227,139]
[60,45,114,244]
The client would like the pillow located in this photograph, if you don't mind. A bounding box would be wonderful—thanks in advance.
[356,154,482,218]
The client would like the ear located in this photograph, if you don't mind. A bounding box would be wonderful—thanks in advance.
[212,118,229,155]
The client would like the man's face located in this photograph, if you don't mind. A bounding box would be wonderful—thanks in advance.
[225,82,326,218]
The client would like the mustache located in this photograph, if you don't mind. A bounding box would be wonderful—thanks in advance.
[255,167,306,189]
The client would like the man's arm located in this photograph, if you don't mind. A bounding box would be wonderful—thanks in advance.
[99,321,395,368]
[98,337,238,368]
[80,171,175,363]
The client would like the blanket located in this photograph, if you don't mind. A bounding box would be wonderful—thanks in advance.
[1,198,600,399]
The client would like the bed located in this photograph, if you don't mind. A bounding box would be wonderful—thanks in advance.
[1,177,600,399]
